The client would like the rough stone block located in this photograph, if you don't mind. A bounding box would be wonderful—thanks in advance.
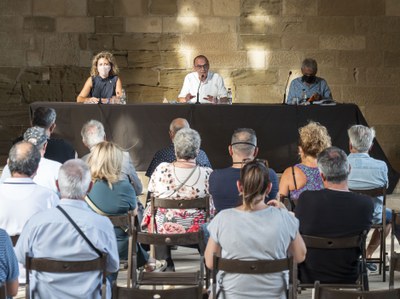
[119,68,159,86]
[33,0,65,16]
[342,86,398,105]
[212,0,240,16]
[282,0,317,16]
[366,68,400,85]
[337,51,383,68]
[0,33,33,50]
[23,16,55,32]
[355,16,400,34]
[28,83,62,102]
[114,0,147,16]
[128,51,162,68]
[301,51,336,67]
[386,0,400,16]
[0,83,23,104]
[82,34,113,51]
[49,67,88,84]
[95,17,124,33]
[182,33,237,52]
[160,52,188,69]
[328,85,342,102]
[43,34,80,66]
[384,51,400,68]
[365,105,400,125]
[266,51,302,67]
[79,50,93,67]
[114,52,128,68]
[126,17,162,33]
[204,52,248,69]
[27,51,42,67]
[66,0,87,16]
[281,34,319,50]
[231,70,277,85]
[374,125,400,143]
[0,50,25,66]
[200,17,237,33]
[163,87,181,101]
[177,0,211,16]
[318,0,385,16]
[241,0,281,16]
[0,16,23,32]
[319,35,366,50]
[240,16,266,34]
[149,0,177,15]
[318,67,355,85]
[0,68,21,84]
[239,35,281,50]
[162,17,200,33]
[306,17,355,34]
[88,0,114,17]
[114,34,181,51]
[366,33,400,51]
[0,0,31,16]
[234,85,267,103]
[127,86,165,103]
[57,17,95,33]
[159,70,188,88]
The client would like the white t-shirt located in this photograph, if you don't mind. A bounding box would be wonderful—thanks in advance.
[178,71,227,103]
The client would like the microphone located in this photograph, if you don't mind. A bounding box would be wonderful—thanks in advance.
[282,71,292,104]
[196,74,205,104]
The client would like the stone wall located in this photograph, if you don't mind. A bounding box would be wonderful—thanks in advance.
[0,0,399,170]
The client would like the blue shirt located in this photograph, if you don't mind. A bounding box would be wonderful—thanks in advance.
[209,167,279,213]
[15,199,119,299]
[347,152,388,223]
[287,76,332,104]
[145,144,212,177]
[0,229,19,284]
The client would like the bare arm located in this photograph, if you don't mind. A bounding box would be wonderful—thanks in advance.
[205,237,221,270]
[288,232,306,263]
[115,77,122,98]
[77,77,98,103]
[6,279,19,297]
[278,167,292,198]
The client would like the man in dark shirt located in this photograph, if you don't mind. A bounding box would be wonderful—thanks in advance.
[145,118,211,178]
[295,146,373,284]
[209,128,279,213]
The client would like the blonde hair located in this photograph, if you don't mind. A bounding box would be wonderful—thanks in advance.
[299,121,331,158]
[87,141,123,188]
[90,51,119,77]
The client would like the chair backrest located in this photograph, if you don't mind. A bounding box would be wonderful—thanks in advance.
[25,252,108,299]
[112,284,203,299]
[389,252,400,288]
[349,187,386,199]
[212,254,297,299]
[10,235,19,247]
[106,212,134,236]
[314,281,400,299]
[0,283,5,299]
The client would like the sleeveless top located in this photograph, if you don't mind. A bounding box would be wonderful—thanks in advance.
[290,164,323,200]
[89,75,118,99]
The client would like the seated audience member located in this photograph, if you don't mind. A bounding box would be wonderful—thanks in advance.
[86,141,165,272]
[287,58,332,104]
[81,119,142,195]
[205,160,306,299]
[12,107,76,163]
[0,141,59,284]
[209,128,279,213]
[295,147,374,284]
[177,55,227,104]
[279,121,331,203]
[142,128,213,271]
[0,229,19,298]
[1,126,62,193]
[145,118,212,178]
[347,125,391,271]
[15,159,119,299]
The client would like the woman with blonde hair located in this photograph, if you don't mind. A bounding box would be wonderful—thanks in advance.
[77,51,123,104]
[205,160,306,298]
[87,141,165,273]
[278,121,332,202]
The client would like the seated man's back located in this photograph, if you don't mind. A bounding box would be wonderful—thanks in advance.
[295,189,373,283]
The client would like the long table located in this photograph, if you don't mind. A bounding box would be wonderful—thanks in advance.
[30,102,399,193]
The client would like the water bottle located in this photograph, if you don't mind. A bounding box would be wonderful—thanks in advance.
[301,89,307,103]
[227,88,232,105]
[120,89,127,105]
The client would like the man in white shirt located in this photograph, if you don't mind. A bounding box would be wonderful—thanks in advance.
[0,141,59,282]
[1,126,61,193]
[15,159,119,299]
[178,55,228,104]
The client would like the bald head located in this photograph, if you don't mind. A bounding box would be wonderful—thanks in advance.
[169,118,190,140]
[230,128,257,158]
[8,141,41,177]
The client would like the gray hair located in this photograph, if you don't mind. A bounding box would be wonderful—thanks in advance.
[231,128,257,157]
[32,107,56,129]
[317,146,350,184]
[301,58,318,73]
[174,128,201,160]
[8,141,41,177]
[81,120,106,149]
[348,125,375,153]
[58,159,92,199]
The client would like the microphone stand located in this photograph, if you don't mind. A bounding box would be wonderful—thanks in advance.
[196,74,205,104]
[282,71,292,104]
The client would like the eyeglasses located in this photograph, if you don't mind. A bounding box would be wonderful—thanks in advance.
[195,64,209,69]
